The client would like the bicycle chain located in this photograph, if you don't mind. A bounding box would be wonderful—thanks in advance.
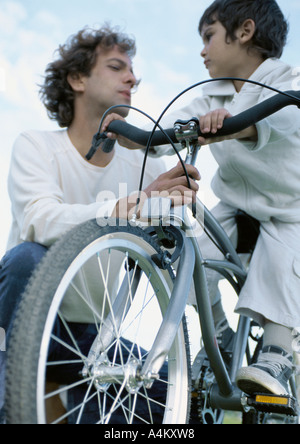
[192,363,216,424]
[196,367,206,424]
[194,363,225,424]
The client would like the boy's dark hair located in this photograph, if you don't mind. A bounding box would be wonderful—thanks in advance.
[39,25,136,128]
[199,0,289,60]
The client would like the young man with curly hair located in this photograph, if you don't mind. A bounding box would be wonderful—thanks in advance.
[0,26,200,423]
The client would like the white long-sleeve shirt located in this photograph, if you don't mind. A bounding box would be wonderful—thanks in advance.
[7,129,166,250]
[154,58,300,223]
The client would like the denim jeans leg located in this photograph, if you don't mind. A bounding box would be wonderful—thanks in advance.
[0,242,48,423]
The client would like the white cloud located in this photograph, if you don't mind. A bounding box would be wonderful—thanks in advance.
[0,1,27,35]
[0,2,63,255]
[130,82,168,123]
[154,61,191,87]
[0,1,65,111]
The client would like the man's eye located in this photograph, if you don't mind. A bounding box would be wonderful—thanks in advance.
[108,65,121,71]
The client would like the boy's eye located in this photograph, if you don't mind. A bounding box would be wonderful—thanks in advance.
[204,33,212,42]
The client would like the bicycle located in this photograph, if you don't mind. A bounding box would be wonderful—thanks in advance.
[5,80,300,424]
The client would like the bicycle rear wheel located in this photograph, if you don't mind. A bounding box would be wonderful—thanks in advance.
[6,219,191,424]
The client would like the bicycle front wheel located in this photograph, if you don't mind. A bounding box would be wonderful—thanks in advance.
[6,219,191,424]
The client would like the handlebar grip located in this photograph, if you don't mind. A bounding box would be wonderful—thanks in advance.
[107,120,177,146]
[106,90,300,147]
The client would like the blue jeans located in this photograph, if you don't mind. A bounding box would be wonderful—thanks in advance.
[0,242,166,424]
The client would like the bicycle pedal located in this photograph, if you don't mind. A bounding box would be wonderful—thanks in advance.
[247,393,299,417]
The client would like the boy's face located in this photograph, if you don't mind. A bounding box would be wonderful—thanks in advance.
[200,20,245,78]
[79,45,137,118]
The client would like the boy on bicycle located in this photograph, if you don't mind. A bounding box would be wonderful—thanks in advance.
[196,0,299,398]
[104,0,300,398]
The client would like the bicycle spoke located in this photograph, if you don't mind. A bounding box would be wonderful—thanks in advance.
[57,310,87,360]
[50,333,87,362]
[77,267,101,331]
[75,377,95,424]
[46,359,83,367]
[44,376,93,400]
[51,388,98,425]
[70,280,103,323]
[97,252,123,346]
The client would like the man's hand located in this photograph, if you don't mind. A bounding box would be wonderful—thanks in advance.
[198,108,257,145]
[101,113,144,150]
[144,162,200,205]
[112,162,201,219]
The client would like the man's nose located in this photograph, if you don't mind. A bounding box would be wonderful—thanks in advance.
[125,70,137,88]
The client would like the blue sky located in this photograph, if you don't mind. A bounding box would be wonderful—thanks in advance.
[0,0,300,255]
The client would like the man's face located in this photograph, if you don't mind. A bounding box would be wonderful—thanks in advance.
[81,45,137,118]
[200,20,244,79]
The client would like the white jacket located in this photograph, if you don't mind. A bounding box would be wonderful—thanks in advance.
[156,59,300,223]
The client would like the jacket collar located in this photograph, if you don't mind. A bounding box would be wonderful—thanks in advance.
[202,58,285,97]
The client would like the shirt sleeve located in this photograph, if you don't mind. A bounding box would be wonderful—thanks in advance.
[8,133,118,247]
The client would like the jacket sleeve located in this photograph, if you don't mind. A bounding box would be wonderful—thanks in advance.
[239,66,300,152]
[8,133,118,247]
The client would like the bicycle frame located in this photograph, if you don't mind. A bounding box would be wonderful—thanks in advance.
[92,88,300,420]
[136,141,251,414]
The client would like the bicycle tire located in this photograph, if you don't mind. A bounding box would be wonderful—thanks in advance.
[6,219,191,424]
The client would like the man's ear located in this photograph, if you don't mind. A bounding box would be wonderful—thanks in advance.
[67,72,86,93]
[237,19,256,44]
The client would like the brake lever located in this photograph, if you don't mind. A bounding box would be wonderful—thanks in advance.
[86,131,107,160]
[86,131,116,160]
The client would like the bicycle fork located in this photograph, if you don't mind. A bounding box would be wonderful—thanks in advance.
[140,235,195,386]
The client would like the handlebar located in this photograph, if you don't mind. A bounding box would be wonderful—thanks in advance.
[106,90,300,146]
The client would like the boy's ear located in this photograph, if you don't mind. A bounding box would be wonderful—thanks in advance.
[237,19,256,44]
[67,72,86,93]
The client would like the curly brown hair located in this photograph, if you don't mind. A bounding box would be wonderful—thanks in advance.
[39,25,137,128]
